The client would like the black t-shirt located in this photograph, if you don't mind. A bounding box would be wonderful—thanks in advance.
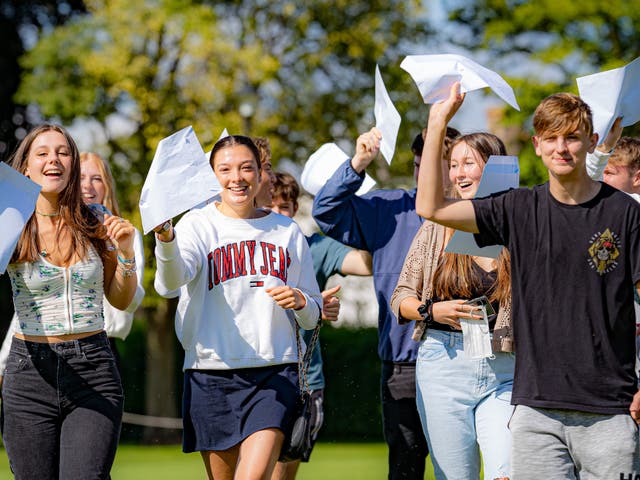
[473,182,640,414]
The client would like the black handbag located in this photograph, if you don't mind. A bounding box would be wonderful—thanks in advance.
[279,316,321,463]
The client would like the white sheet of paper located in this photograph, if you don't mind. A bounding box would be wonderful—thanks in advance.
[400,54,520,111]
[301,143,376,196]
[374,65,401,165]
[445,155,519,258]
[577,56,640,142]
[139,126,221,234]
[198,129,229,208]
[0,162,41,273]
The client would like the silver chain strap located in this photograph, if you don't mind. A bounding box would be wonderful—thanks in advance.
[294,317,321,393]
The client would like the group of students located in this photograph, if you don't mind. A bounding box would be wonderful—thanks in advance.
[2,81,640,480]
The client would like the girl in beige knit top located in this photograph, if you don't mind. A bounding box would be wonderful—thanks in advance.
[391,131,514,480]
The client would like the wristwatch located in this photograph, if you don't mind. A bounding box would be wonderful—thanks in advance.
[154,220,172,234]
[417,298,435,324]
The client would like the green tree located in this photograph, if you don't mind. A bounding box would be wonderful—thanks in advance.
[449,0,640,185]
[15,0,431,440]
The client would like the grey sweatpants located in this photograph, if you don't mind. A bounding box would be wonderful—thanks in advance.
[509,405,640,479]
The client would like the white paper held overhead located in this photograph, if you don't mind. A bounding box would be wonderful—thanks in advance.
[577,56,640,143]
[400,54,520,111]
[374,65,402,165]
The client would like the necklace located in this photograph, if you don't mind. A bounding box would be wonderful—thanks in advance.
[39,235,53,258]
[36,210,60,217]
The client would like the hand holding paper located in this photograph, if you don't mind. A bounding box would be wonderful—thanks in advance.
[599,116,623,152]
[577,56,640,142]
[352,127,383,173]
[428,82,466,126]
[400,54,520,111]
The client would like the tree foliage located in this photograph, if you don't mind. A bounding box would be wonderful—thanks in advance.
[17,0,430,198]
[449,0,640,185]
[0,0,86,158]
[14,0,431,430]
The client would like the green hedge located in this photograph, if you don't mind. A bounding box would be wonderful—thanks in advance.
[319,325,383,442]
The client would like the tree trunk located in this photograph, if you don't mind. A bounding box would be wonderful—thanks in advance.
[142,296,181,444]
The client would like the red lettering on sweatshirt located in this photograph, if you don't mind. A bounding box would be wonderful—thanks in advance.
[208,240,291,290]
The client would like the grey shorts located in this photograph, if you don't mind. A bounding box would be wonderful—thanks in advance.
[509,404,640,479]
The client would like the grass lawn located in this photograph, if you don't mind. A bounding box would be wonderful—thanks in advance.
[0,443,437,479]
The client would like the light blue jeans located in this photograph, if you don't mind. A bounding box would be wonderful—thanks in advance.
[416,330,515,480]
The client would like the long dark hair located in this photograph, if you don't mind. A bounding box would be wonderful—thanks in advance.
[10,124,108,264]
[433,132,511,306]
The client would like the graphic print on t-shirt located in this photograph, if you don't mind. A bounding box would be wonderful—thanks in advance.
[587,228,620,275]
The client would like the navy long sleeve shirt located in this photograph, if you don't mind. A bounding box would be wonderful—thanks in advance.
[312,160,423,363]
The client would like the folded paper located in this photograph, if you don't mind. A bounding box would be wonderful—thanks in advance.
[0,162,41,273]
[400,54,520,110]
[139,126,221,234]
[577,56,640,143]
[374,65,401,165]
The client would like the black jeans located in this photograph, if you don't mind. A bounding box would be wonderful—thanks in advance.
[381,362,429,480]
[1,332,123,480]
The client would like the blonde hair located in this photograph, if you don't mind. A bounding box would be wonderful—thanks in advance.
[80,152,121,216]
[609,137,640,172]
[533,92,593,137]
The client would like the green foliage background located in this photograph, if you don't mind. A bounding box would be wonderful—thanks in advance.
[449,0,640,185]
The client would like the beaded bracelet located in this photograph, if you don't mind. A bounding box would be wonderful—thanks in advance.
[117,253,137,277]
[118,263,137,278]
[117,254,136,265]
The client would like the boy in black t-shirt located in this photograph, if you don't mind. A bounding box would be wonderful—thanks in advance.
[415,82,640,478]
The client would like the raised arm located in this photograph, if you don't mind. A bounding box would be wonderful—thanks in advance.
[416,82,479,233]
[351,127,383,174]
[586,116,623,180]
[154,216,202,294]
[311,128,383,250]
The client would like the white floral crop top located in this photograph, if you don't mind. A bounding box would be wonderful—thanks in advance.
[8,246,105,336]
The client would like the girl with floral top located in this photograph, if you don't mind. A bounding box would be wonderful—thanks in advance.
[1,124,138,479]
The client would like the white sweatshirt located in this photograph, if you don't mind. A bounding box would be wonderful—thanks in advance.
[154,203,321,371]
[104,228,146,339]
